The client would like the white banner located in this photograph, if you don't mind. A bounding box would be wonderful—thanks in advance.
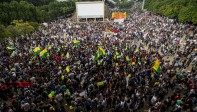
[114,19,124,24]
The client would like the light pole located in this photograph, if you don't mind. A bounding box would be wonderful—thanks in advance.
[142,0,145,10]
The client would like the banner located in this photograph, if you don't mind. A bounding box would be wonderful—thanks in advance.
[112,12,126,19]
[114,19,124,23]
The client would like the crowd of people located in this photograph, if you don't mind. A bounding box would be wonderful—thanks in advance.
[0,9,196,112]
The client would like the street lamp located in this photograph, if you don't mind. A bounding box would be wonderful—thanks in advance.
[142,0,145,10]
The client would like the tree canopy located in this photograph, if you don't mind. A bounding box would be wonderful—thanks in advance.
[0,0,75,38]
[144,0,197,24]
[0,0,75,25]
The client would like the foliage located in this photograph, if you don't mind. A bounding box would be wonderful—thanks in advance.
[0,20,36,38]
[26,0,56,6]
[0,0,75,38]
[12,20,35,36]
[117,0,133,8]
[144,0,197,24]
[178,6,195,23]
[0,25,8,38]
[0,0,75,25]
[106,0,115,8]
[47,1,75,19]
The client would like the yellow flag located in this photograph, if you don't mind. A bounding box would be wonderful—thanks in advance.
[66,52,69,59]
[66,66,70,73]
[152,59,160,70]
[126,56,130,61]
[61,75,65,80]
[33,47,41,53]
[40,49,47,57]
[69,106,74,110]
[152,59,161,75]
[98,46,106,56]
[97,60,100,65]
[135,49,139,53]
[97,81,105,86]
[128,74,131,77]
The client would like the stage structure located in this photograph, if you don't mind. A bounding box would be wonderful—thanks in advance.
[76,1,105,22]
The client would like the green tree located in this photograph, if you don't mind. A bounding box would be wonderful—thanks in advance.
[0,0,76,39]
[2,20,37,38]
[11,20,35,36]
[144,0,197,24]
[0,25,8,38]
[192,12,197,24]
[178,6,192,22]
[26,0,56,6]
[6,25,19,38]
